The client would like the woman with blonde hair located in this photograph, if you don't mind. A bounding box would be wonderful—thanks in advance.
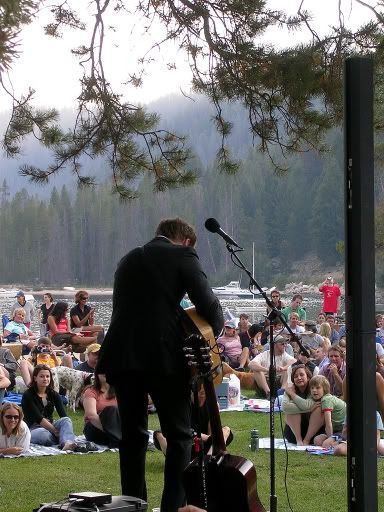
[319,322,332,339]
[0,403,30,455]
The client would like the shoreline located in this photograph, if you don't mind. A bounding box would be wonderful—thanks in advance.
[0,286,113,296]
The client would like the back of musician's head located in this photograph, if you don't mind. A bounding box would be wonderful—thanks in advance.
[156,217,197,246]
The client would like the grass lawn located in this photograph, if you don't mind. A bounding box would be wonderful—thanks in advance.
[0,408,383,511]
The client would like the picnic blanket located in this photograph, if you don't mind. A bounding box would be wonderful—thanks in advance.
[0,432,156,459]
[259,437,313,450]
[219,398,281,413]
[2,392,23,405]
[0,435,118,458]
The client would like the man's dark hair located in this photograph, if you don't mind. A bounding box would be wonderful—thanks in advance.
[292,294,303,302]
[248,323,263,338]
[156,218,197,246]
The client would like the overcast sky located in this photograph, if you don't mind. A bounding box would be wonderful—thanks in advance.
[0,1,373,111]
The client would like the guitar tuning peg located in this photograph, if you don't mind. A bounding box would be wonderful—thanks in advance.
[183,347,192,353]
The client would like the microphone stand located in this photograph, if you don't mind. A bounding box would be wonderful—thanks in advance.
[222,243,310,512]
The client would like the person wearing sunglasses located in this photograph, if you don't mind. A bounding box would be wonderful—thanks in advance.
[266,289,284,317]
[70,290,104,343]
[0,403,31,455]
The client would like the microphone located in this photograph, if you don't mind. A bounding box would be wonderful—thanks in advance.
[204,218,243,249]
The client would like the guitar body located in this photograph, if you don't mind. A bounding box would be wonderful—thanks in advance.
[183,306,222,384]
[182,332,266,512]
[183,453,265,512]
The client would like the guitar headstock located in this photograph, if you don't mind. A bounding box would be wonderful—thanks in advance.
[184,334,213,376]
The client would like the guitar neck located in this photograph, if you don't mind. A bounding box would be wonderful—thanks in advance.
[203,377,226,455]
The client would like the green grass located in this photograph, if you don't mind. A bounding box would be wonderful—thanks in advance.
[0,409,383,511]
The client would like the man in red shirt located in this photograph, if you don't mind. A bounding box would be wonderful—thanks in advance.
[318,276,341,315]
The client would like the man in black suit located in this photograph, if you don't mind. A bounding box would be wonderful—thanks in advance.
[98,218,223,512]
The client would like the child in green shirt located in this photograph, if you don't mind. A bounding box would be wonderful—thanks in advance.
[309,375,346,446]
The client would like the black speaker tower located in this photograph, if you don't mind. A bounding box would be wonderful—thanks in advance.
[344,57,378,512]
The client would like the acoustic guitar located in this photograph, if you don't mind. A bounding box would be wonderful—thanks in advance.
[182,306,223,385]
[183,333,266,512]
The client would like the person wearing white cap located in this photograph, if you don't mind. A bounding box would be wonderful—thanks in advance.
[248,335,296,399]
[76,343,101,373]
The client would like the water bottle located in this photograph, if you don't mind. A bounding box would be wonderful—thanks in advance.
[250,429,259,452]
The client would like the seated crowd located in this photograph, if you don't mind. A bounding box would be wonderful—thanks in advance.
[0,290,117,454]
[0,287,383,458]
[218,287,384,453]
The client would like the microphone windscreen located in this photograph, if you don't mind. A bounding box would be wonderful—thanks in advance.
[205,218,220,233]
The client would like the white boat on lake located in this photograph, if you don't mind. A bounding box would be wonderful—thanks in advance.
[212,281,254,298]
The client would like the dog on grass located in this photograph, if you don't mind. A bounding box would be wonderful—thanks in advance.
[222,362,256,390]
[51,366,93,411]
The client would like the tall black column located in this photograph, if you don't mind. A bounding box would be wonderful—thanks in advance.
[344,57,377,512]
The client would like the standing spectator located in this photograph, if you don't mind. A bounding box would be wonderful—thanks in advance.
[10,291,35,328]
[76,343,101,373]
[281,294,306,324]
[319,345,346,397]
[318,276,341,315]
[38,293,54,336]
[70,291,104,343]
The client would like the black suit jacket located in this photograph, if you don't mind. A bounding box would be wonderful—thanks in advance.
[98,236,223,380]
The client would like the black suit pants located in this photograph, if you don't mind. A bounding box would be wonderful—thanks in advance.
[115,371,192,512]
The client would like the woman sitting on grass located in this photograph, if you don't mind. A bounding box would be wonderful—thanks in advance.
[82,372,121,448]
[20,336,73,387]
[21,364,77,451]
[282,364,324,446]
[0,403,30,455]
[0,403,31,455]
[48,301,98,353]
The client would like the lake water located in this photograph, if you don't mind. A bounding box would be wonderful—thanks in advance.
[0,292,330,335]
